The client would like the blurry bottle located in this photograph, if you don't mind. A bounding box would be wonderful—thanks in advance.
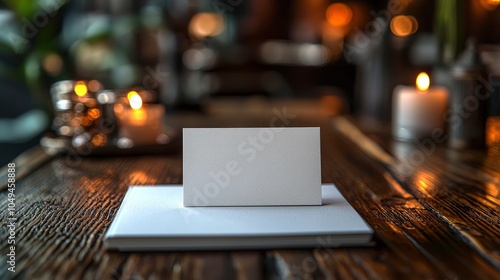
[448,39,488,149]
[352,19,394,124]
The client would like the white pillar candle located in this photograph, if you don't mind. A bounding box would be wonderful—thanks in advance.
[114,91,165,145]
[392,73,449,140]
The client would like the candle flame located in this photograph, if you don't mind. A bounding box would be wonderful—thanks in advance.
[74,81,88,97]
[127,91,143,110]
[416,72,430,92]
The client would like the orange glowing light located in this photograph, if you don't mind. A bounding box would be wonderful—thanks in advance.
[87,108,101,120]
[415,171,437,196]
[74,81,88,97]
[84,99,97,108]
[91,133,107,147]
[114,102,125,114]
[416,72,430,92]
[419,180,428,188]
[390,15,418,37]
[88,80,102,92]
[127,91,143,110]
[80,116,92,126]
[486,116,500,146]
[189,13,224,39]
[326,3,353,27]
[71,118,81,127]
[322,21,345,39]
[480,0,500,10]
[129,171,153,185]
[130,109,147,125]
[485,182,499,197]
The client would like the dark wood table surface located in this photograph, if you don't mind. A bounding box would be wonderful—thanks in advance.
[1,99,499,280]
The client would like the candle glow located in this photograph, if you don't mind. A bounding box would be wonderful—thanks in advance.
[127,91,143,110]
[393,72,449,140]
[74,81,88,97]
[115,90,165,145]
[416,72,430,92]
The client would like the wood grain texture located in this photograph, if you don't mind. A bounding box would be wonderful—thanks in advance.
[333,117,500,273]
[0,146,53,191]
[0,102,499,279]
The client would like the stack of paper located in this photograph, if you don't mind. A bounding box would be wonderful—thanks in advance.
[104,184,373,251]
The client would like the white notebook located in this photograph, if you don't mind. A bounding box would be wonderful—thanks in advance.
[104,184,373,251]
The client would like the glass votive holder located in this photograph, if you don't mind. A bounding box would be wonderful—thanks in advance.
[50,80,104,137]
[113,89,165,146]
[96,90,118,135]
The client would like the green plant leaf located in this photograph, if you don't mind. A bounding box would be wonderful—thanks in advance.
[5,0,37,18]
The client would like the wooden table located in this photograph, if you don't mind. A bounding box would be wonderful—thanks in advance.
[1,99,499,279]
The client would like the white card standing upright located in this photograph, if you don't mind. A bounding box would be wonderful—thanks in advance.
[183,127,322,206]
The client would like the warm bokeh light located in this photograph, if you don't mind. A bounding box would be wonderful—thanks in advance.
[480,0,500,10]
[130,110,147,125]
[485,182,499,198]
[74,81,88,97]
[415,171,438,196]
[43,53,63,76]
[114,102,125,114]
[326,3,353,27]
[416,72,430,92]
[71,118,81,127]
[127,91,143,110]
[87,108,101,120]
[84,99,97,108]
[189,13,225,39]
[80,116,92,127]
[128,170,154,185]
[390,15,418,37]
[91,133,107,147]
[88,80,102,92]
[486,116,500,146]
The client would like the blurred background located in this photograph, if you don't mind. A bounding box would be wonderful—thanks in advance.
[1,0,500,166]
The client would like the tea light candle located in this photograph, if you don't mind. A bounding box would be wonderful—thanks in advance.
[392,73,449,140]
[115,91,164,145]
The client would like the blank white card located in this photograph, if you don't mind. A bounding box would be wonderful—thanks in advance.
[183,128,322,206]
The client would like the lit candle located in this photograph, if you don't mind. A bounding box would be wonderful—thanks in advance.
[114,91,165,145]
[392,73,449,140]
